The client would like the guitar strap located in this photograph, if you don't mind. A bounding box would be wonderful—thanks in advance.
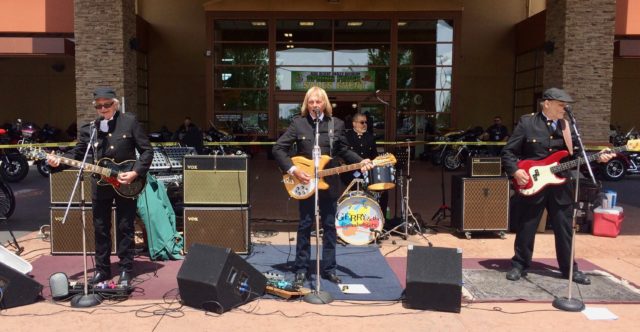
[328,117,334,157]
[561,119,573,155]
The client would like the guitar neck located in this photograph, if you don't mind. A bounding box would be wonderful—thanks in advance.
[55,156,115,178]
[318,162,363,177]
[551,146,626,174]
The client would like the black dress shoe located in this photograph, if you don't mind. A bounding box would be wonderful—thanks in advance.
[89,271,110,285]
[565,270,591,285]
[506,267,527,281]
[294,272,306,287]
[321,273,342,284]
[117,271,132,287]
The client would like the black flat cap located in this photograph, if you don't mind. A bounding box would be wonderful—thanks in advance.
[93,87,117,100]
[542,88,574,103]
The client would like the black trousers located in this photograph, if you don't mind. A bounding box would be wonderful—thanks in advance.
[510,186,577,275]
[91,188,137,275]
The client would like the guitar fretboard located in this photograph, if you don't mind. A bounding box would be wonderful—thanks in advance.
[54,156,115,178]
[550,146,627,174]
[318,163,364,177]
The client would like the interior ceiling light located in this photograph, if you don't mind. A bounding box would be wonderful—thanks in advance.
[397,21,407,27]
[299,21,315,27]
[251,21,266,27]
[347,21,363,27]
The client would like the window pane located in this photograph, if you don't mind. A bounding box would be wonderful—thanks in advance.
[276,66,331,90]
[515,70,535,89]
[278,103,302,133]
[397,67,437,89]
[398,19,453,42]
[276,20,332,42]
[216,67,268,88]
[396,112,450,137]
[334,44,390,66]
[334,20,390,42]
[276,45,332,66]
[359,103,385,140]
[214,90,268,111]
[333,67,389,91]
[397,90,451,113]
[398,43,452,66]
[215,44,268,65]
[214,20,268,41]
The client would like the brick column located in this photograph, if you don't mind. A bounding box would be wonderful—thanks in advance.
[74,0,137,125]
[543,0,616,143]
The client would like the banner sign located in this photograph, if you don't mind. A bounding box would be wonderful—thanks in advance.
[291,71,376,91]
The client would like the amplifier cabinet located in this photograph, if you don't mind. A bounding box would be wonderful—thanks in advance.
[183,207,249,254]
[50,170,93,205]
[451,176,509,236]
[467,157,502,177]
[50,207,116,255]
[183,155,248,205]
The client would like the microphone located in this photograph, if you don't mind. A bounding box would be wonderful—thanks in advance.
[312,106,322,117]
[375,89,381,95]
[564,104,572,113]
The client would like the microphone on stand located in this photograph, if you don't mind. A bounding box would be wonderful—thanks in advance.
[312,106,322,122]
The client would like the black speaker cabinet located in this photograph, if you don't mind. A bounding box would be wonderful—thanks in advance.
[50,170,93,205]
[451,176,509,234]
[0,262,43,309]
[183,207,249,254]
[177,243,266,312]
[50,207,117,255]
[405,246,462,313]
[183,155,248,205]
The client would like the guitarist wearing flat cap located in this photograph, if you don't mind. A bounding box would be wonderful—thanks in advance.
[47,87,153,287]
[501,87,615,285]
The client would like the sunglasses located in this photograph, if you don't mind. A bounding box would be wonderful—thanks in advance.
[94,102,114,110]
[356,121,367,124]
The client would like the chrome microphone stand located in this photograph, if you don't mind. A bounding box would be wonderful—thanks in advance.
[552,106,592,312]
[63,121,101,308]
[304,109,333,304]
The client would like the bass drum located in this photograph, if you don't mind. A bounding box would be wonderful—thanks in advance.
[335,191,383,245]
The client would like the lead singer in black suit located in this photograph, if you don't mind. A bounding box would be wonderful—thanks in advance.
[272,86,373,287]
[502,88,613,285]
[48,87,153,286]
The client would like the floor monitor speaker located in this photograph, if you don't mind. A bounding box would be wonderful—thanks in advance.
[177,243,266,313]
[405,246,462,313]
[0,262,43,309]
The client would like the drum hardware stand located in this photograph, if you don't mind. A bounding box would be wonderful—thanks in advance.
[376,142,432,245]
[0,217,23,255]
[304,108,333,305]
[431,145,451,226]
[61,120,102,308]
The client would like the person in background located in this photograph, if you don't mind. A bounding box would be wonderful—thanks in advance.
[173,117,204,154]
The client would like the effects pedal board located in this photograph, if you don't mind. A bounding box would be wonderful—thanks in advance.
[67,281,133,299]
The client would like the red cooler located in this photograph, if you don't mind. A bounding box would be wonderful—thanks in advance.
[592,207,624,238]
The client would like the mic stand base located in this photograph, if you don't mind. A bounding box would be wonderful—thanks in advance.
[552,296,585,312]
[70,293,102,308]
[303,290,334,304]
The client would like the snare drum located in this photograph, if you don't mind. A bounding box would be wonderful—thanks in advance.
[367,165,396,191]
[335,192,384,245]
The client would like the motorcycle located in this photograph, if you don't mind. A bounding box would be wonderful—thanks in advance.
[438,126,491,171]
[0,122,30,182]
[204,125,245,156]
[600,127,639,181]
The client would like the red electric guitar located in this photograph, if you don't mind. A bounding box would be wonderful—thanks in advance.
[513,139,640,196]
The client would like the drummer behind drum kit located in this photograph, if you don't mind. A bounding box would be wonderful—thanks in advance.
[336,143,429,246]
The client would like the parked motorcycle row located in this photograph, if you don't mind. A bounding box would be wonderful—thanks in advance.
[599,126,640,181]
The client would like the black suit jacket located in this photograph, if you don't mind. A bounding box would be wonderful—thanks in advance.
[63,111,153,199]
[501,111,578,204]
[345,129,378,160]
[272,114,363,172]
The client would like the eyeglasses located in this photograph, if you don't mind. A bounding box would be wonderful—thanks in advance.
[94,102,114,110]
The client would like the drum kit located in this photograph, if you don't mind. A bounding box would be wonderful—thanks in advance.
[335,144,426,245]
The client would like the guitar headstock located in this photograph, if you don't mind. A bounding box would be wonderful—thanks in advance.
[626,139,640,152]
[373,153,397,166]
[21,147,48,161]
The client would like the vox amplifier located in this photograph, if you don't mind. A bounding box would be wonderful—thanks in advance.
[183,155,248,205]
[50,170,93,205]
[50,207,117,254]
[183,207,249,254]
[451,176,509,235]
[467,157,502,177]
